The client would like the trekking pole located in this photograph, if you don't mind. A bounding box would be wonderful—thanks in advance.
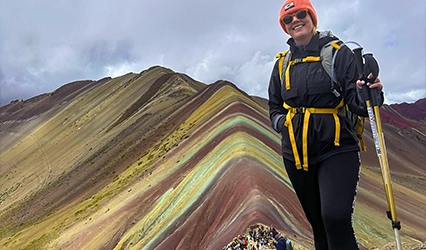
[353,48,402,250]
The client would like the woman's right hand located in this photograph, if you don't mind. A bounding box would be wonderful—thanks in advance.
[356,73,383,90]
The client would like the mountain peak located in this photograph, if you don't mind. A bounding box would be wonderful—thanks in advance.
[0,67,424,250]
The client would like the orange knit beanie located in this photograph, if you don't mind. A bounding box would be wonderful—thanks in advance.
[279,0,318,34]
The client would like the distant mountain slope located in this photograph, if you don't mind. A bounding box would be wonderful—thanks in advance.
[382,99,426,126]
[0,66,425,250]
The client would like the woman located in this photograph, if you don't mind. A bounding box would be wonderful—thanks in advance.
[268,0,383,249]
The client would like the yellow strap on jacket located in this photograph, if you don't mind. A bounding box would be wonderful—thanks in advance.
[275,53,321,90]
[276,51,289,76]
[283,99,345,171]
[275,40,342,84]
[285,56,321,90]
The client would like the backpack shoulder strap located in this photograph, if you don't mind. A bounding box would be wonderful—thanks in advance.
[320,39,342,83]
[276,40,342,90]
[275,50,291,84]
[276,39,340,86]
[322,40,367,151]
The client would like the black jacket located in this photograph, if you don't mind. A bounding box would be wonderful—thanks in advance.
[268,31,383,164]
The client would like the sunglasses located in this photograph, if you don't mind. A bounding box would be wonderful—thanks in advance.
[282,9,309,25]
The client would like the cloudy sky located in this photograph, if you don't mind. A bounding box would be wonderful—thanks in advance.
[1,0,425,106]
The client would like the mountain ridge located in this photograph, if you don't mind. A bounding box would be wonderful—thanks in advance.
[0,65,425,250]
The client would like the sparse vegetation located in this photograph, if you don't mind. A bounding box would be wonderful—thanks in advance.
[21,233,54,250]
[2,68,423,250]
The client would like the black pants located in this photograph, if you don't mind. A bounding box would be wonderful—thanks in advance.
[284,151,360,250]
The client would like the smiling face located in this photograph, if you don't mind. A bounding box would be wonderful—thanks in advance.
[284,11,315,45]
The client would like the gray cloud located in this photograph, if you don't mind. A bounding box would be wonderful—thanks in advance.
[0,0,425,106]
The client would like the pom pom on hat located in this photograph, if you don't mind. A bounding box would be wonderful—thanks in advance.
[279,0,318,34]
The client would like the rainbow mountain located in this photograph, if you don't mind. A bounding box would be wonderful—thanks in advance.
[0,66,425,249]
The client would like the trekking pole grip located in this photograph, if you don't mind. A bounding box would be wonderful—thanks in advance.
[363,53,380,106]
[353,48,371,101]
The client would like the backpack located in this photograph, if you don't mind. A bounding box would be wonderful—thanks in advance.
[275,37,367,152]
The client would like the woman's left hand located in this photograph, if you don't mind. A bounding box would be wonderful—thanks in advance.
[356,73,383,90]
